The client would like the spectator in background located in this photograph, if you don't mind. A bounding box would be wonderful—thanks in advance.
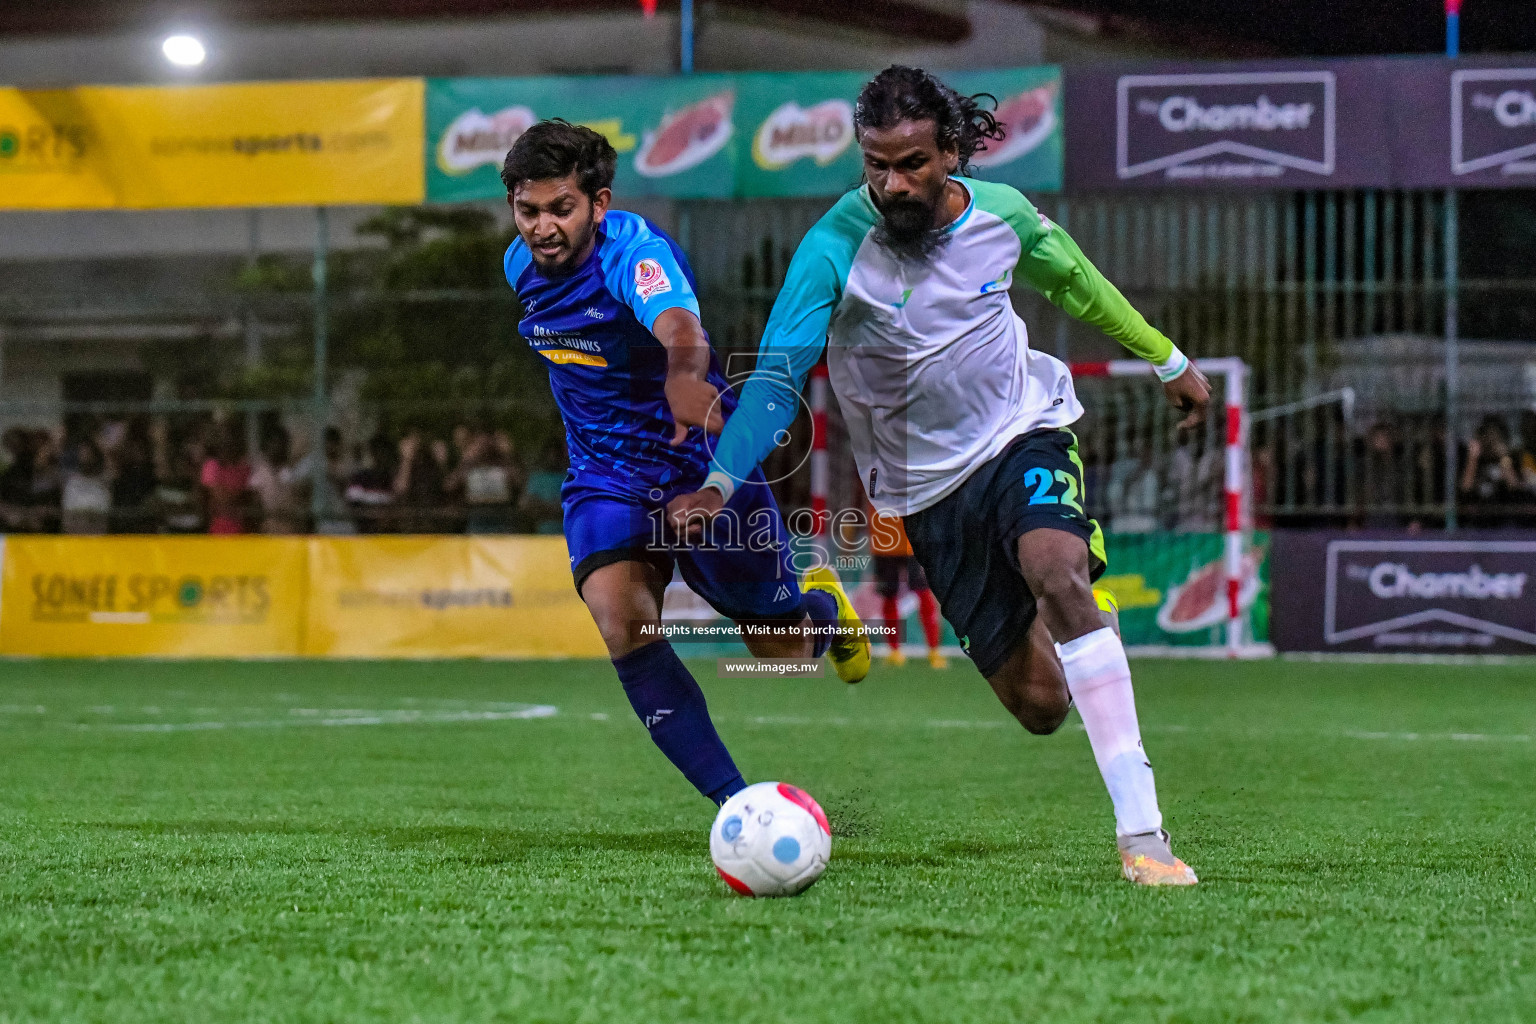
[1104,436,1160,534]
[452,427,523,534]
[151,421,205,533]
[1358,420,1405,530]
[61,439,111,534]
[296,427,355,534]
[28,431,62,533]
[1460,414,1521,525]
[201,427,252,534]
[157,443,205,533]
[0,428,39,531]
[393,428,447,532]
[111,424,159,533]
[249,426,304,534]
[1168,426,1221,532]
[1515,411,1536,504]
[521,437,567,535]
[346,435,398,534]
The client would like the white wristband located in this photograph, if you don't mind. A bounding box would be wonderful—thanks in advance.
[1153,346,1189,383]
[702,470,736,503]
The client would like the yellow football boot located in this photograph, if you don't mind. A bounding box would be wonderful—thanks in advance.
[1118,829,1198,886]
[800,567,871,684]
[926,649,949,670]
[884,647,908,668]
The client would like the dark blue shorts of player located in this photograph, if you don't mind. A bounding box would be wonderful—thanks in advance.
[903,428,1107,678]
[563,469,804,625]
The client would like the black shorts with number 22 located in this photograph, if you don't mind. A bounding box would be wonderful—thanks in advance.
[902,428,1107,678]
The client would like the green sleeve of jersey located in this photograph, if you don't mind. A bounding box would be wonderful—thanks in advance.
[973,180,1175,365]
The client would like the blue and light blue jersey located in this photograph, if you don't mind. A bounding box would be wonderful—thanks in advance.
[505,210,734,500]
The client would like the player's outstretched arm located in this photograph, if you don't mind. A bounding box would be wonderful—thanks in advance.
[653,307,724,446]
[1014,207,1209,427]
[667,222,847,535]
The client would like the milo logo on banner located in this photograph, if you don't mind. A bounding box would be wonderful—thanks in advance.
[1453,68,1536,177]
[752,99,853,169]
[436,105,536,175]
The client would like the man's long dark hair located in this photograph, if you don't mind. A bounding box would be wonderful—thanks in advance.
[500,119,617,198]
[853,65,1006,175]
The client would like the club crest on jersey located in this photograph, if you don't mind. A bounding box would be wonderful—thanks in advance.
[634,258,672,300]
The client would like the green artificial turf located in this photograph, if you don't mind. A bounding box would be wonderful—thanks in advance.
[1,656,1533,1023]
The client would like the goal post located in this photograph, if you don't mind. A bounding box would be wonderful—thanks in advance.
[1067,357,1255,658]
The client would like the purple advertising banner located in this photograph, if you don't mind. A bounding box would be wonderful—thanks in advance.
[1065,57,1536,191]
[1390,59,1536,188]
[1066,60,1394,190]
[1271,532,1536,654]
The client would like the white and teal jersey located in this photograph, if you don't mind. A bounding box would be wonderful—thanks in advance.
[704,177,1188,516]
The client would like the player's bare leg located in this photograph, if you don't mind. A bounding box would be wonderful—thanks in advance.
[983,616,1070,735]
[982,590,1122,731]
[1015,529,1198,887]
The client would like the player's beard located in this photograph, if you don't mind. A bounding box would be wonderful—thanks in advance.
[530,218,598,276]
[872,193,947,262]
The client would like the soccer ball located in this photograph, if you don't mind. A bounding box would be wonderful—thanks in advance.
[710,781,831,897]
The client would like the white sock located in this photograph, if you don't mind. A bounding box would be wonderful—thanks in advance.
[1058,626,1162,837]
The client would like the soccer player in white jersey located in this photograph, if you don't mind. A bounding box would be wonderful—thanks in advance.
[669,66,1211,885]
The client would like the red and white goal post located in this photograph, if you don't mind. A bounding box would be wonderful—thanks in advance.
[806,357,1265,659]
[1068,357,1259,658]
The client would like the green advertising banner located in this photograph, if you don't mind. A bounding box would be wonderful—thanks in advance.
[428,74,738,202]
[862,532,1267,654]
[732,71,867,198]
[426,67,1062,202]
[948,67,1063,194]
[1096,532,1270,649]
[654,531,1267,660]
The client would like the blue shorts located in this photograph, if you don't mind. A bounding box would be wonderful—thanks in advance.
[562,469,804,623]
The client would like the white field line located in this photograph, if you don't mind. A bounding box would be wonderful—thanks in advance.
[1282,652,1536,665]
[20,705,1534,744]
[739,716,1533,742]
[69,705,559,733]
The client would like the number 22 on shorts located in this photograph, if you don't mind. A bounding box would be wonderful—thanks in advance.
[1022,466,1083,512]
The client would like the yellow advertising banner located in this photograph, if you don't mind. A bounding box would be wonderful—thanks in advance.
[0,79,424,210]
[0,89,118,209]
[303,536,605,659]
[0,536,308,657]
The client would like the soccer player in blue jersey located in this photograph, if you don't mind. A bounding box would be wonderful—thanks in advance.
[500,120,870,807]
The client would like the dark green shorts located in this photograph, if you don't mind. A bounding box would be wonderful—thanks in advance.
[903,428,1106,678]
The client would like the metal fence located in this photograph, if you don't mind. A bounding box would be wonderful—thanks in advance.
[690,189,1536,530]
[1,189,1535,536]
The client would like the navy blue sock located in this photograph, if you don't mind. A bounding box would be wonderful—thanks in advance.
[614,641,745,804]
[803,587,839,659]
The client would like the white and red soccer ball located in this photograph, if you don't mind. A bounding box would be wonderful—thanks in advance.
[710,782,831,897]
